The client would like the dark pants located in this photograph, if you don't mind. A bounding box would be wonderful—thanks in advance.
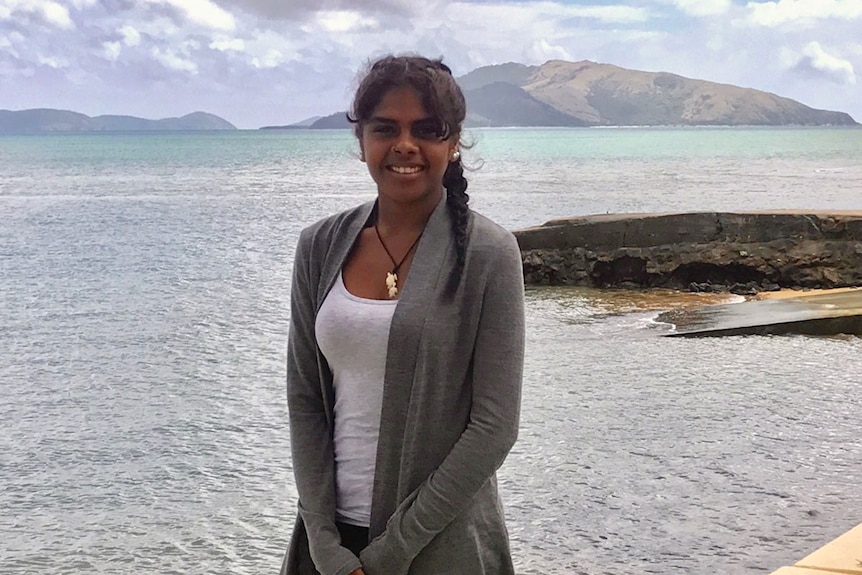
[337,522,370,558]
[295,522,370,574]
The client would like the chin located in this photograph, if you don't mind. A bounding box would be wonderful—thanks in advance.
[379,183,442,205]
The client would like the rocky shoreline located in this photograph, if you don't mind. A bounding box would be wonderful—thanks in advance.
[514,212,862,294]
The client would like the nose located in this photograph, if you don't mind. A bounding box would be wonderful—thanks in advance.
[392,128,419,154]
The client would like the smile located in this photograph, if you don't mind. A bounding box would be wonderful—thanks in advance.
[388,165,423,175]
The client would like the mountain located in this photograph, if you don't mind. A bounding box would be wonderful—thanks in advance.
[464,82,587,127]
[460,60,857,126]
[0,109,236,134]
[309,112,351,129]
[457,62,536,92]
[293,115,322,127]
[259,115,323,130]
[304,59,857,128]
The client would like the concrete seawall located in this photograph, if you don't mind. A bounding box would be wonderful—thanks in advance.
[514,212,862,294]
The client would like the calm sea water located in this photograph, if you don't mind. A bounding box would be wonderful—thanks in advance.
[1,128,861,575]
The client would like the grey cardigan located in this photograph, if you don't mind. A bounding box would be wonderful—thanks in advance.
[281,196,525,575]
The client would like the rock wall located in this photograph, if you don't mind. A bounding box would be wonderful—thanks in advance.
[514,212,862,294]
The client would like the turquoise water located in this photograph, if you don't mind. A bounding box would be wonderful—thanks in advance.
[3,128,861,227]
[1,128,861,574]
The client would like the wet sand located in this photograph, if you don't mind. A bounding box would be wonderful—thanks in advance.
[752,287,862,301]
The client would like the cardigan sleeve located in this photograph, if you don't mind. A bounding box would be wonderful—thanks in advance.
[287,228,363,575]
[359,232,526,575]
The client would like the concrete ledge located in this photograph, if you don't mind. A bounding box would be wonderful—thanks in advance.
[515,212,862,292]
[769,523,862,575]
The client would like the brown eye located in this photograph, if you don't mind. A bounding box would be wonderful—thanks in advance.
[414,120,446,140]
[413,124,437,139]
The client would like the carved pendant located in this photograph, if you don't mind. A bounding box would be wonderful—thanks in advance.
[386,271,398,299]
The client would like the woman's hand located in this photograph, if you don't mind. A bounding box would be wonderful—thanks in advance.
[349,570,366,575]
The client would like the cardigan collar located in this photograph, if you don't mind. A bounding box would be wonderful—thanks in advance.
[316,191,453,310]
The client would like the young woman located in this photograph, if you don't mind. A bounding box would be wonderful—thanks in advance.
[281,54,525,575]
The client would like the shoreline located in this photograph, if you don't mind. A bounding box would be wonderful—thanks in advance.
[751,286,862,301]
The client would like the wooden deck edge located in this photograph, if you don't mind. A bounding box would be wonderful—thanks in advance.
[769,523,862,575]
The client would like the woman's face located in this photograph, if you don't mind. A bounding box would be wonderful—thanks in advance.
[359,86,457,208]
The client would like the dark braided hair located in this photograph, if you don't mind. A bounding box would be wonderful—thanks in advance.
[347,54,471,298]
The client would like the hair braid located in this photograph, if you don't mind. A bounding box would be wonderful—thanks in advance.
[443,157,470,298]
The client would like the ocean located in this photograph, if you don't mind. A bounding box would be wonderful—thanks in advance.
[1,127,861,574]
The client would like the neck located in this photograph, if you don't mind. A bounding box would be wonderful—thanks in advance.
[376,188,443,234]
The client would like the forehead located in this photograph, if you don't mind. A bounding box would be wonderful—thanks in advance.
[370,86,431,120]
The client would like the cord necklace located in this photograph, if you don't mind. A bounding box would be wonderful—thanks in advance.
[374,225,423,299]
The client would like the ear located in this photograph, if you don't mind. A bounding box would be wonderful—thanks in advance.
[449,139,461,162]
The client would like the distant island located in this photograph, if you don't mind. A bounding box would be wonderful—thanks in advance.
[0,109,236,134]
[6,59,856,133]
[291,59,858,129]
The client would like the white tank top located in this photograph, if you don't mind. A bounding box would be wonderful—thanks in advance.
[314,272,397,527]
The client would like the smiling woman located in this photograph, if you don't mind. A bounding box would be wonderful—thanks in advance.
[279,55,526,575]
[356,87,458,241]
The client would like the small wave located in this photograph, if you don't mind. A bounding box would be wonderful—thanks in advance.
[643,312,677,331]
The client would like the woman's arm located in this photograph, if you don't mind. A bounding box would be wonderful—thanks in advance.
[287,229,363,575]
[359,233,526,575]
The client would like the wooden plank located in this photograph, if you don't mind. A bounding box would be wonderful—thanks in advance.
[794,523,862,574]
[771,567,856,575]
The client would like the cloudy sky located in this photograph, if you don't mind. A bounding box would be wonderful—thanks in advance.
[1,0,860,128]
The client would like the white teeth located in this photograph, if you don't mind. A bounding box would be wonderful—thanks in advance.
[390,166,422,174]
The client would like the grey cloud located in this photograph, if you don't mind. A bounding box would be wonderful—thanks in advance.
[791,53,856,86]
[213,0,419,20]
[0,9,61,34]
[0,50,30,79]
[792,60,855,85]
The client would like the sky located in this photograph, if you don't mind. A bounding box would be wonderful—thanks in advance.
[1,0,860,128]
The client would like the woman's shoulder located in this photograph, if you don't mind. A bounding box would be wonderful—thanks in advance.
[297,200,375,251]
[467,210,520,255]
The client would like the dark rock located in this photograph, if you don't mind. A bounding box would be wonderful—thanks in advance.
[730,282,760,296]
